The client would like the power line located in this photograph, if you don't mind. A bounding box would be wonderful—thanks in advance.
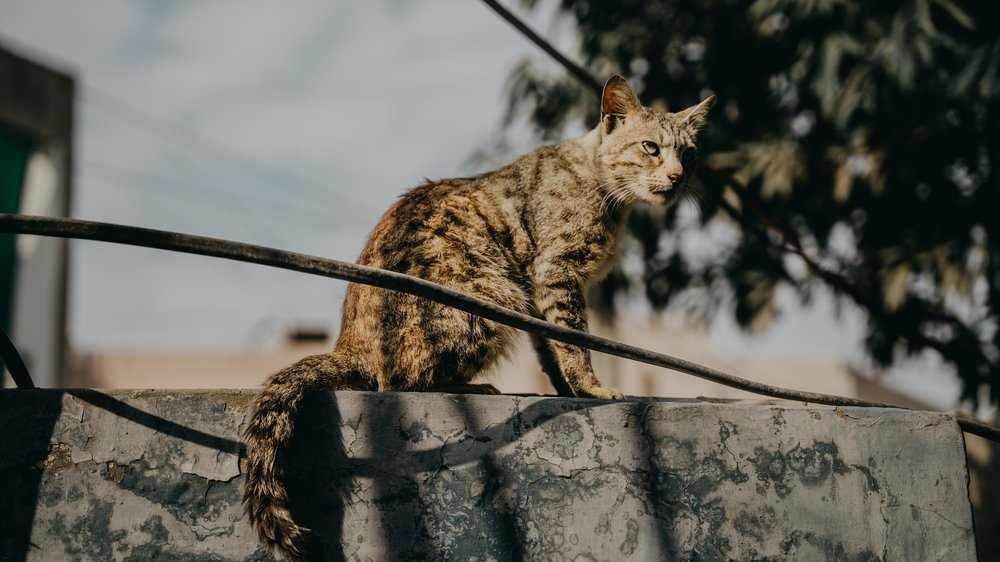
[81,160,365,233]
[2,213,997,442]
[79,84,378,216]
[82,172,294,248]
[0,39,375,218]
[80,162,361,316]
[480,0,601,93]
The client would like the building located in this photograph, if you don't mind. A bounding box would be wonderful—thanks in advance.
[0,44,74,388]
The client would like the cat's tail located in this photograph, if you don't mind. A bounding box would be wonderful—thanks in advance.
[242,352,369,561]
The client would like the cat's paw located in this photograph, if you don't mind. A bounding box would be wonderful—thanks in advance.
[577,386,624,400]
[469,383,502,395]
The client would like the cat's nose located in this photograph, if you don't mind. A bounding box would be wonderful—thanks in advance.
[666,167,683,183]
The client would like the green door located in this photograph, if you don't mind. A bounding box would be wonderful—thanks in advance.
[0,130,32,334]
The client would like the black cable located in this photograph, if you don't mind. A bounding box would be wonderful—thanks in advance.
[0,326,34,389]
[480,0,602,94]
[1,213,996,442]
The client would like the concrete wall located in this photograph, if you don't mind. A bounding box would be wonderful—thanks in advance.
[0,390,977,561]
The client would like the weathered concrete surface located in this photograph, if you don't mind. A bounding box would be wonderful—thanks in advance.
[0,390,977,561]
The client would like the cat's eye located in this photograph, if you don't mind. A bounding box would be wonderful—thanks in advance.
[641,141,660,156]
[681,146,698,165]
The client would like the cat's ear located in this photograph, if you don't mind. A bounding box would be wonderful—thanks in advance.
[674,95,716,130]
[601,75,641,133]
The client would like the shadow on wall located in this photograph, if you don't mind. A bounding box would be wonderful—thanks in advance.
[0,391,62,562]
[284,393,349,562]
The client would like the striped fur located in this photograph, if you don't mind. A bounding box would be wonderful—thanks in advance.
[243,75,714,560]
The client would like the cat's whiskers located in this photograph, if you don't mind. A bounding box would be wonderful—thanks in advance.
[599,177,639,215]
[604,186,634,215]
[680,186,706,222]
[596,177,632,195]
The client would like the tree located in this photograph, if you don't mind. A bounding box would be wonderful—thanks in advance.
[500,0,1000,404]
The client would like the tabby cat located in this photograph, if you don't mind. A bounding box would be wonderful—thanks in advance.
[243,75,714,560]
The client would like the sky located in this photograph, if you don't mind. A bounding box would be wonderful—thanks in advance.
[0,0,965,408]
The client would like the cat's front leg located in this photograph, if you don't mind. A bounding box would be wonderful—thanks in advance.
[531,271,623,400]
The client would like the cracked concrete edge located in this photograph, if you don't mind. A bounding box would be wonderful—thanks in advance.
[4,389,973,487]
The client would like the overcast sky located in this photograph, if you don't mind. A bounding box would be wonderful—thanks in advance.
[0,0,963,408]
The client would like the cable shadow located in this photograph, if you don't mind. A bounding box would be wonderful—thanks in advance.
[360,393,432,562]
[65,389,243,455]
[628,401,678,557]
[356,396,605,475]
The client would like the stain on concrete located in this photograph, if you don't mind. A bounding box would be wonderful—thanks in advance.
[749,447,792,497]
[542,415,585,460]
[749,441,854,499]
[47,498,126,560]
[734,505,777,543]
[399,419,434,443]
[786,441,849,485]
[420,469,515,560]
[718,420,737,442]
[112,455,241,538]
[851,464,881,493]
[619,517,639,556]
[140,515,170,543]
[780,529,882,562]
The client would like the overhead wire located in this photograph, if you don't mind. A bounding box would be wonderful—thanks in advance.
[76,85,377,326]
[79,161,355,333]
[0,39,377,232]
[79,84,378,218]
[480,0,601,93]
[81,160,359,234]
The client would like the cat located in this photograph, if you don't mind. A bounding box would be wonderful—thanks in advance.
[242,75,714,560]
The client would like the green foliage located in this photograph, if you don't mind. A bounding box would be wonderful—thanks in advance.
[502,0,1000,403]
